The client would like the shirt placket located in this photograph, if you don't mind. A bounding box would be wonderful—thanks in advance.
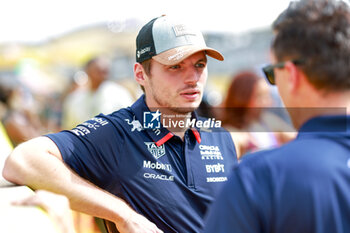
[184,131,195,189]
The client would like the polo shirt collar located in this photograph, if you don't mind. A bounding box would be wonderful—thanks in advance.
[298,115,350,135]
[130,95,201,146]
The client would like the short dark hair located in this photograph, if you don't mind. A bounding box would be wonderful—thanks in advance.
[139,59,152,93]
[272,0,350,91]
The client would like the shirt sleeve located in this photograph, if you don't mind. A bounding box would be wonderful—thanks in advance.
[46,115,124,189]
[203,154,272,233]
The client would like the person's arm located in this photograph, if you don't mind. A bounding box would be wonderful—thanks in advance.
[2,136,162,233]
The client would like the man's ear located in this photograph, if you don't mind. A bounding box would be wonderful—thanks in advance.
[284,61,300,93]
[134,63,146,86]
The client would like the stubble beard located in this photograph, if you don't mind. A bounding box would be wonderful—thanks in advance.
[150,84,201,114]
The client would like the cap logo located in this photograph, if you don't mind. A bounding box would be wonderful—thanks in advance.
[167,47,193,61]
[173,24,196,37]
[137,46,151,58]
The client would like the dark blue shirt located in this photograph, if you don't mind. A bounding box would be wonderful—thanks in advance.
[204,115,350,233]
[47,95,237,233]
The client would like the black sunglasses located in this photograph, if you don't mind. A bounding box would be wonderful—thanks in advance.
[262,60,304,85]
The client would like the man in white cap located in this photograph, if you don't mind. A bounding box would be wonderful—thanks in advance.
[3,15,237,233]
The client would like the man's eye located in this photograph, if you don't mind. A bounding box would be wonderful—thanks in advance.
[196,63,206,68]
[170,65,181,69]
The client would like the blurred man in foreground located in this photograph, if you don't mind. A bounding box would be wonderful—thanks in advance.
[204,0,350,232]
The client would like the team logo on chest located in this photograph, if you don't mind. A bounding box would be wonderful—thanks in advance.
[144,142,166,159]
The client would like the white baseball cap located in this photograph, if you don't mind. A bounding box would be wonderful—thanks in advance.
[136,15,224,65]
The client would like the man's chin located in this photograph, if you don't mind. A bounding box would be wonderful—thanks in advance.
[173,102,201,113]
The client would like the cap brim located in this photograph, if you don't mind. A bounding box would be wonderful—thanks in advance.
[152,45,224,65]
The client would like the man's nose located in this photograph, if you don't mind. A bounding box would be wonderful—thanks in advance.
[183,66,201,85]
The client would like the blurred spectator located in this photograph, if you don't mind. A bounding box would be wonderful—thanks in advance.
[221,70,295,158]
[61,56,133,129]
[0,81,43,146]
[41,71,88,133]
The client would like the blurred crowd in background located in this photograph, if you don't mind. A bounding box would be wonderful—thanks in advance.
[0,20,296,233]
[0,20,298,160]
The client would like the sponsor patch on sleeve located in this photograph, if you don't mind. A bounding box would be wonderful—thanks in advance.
[70,117,109,136]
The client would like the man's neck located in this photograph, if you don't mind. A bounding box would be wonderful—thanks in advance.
[291,90,350,129]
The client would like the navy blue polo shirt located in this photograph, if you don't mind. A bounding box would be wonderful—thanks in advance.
[204,115,350,233]
[46,95,237,233]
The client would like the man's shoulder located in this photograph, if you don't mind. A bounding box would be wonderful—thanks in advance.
[103,107,135,124]
[238,135,344,176]
[237,139,302,170]
[55,107,137,143]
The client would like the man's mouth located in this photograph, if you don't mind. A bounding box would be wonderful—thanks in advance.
[180,89,200,100]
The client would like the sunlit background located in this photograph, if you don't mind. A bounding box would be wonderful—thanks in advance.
[0,0,294,135]
[0,0,292,89]
[1,0,292,43]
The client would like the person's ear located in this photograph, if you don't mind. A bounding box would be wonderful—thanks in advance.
[134,63,146,86]
[284,61,300,93]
